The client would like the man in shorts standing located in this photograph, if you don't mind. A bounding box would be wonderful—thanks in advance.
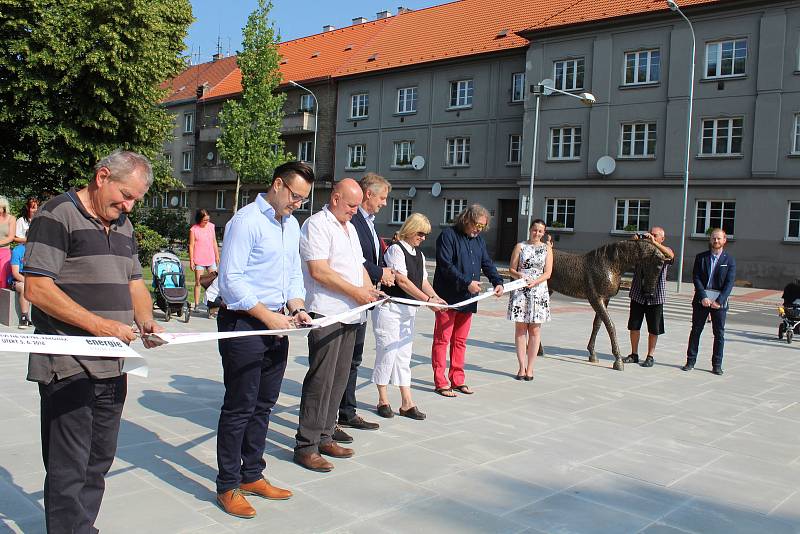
[623,227,674,368]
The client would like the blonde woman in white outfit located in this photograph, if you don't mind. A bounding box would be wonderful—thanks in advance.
[373,213,446,420]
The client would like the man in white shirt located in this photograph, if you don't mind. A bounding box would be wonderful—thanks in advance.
[294,179,383,472]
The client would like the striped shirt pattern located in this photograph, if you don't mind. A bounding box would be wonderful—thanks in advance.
[24,189,142,383]
[630,263,669,306]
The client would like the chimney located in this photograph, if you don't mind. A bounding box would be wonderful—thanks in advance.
[376,10,390,19]
[397,6,412,15]
[322,24,335,32]
[352,16,368,25]
[212,52,223,61]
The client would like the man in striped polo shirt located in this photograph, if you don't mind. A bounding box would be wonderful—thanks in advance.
[23,150,163,534]
[623,227,674,368]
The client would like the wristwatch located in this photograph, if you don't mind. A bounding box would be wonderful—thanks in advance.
[291,308,306,317]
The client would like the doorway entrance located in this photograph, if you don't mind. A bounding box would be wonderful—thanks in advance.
[496,199,519,261]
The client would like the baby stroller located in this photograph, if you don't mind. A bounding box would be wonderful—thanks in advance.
[151,251,190,323]
[778,280,800,344]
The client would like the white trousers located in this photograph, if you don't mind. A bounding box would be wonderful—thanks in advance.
[372,302,416,386]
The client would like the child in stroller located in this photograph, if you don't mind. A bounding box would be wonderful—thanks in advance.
[778,279,800,344]
[151,251,191,322]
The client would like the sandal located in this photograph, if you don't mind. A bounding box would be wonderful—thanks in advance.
[435,388,457,397]
[453,385,473,395]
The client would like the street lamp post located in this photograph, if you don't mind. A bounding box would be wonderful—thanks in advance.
[526,80,596,231]
[667,0,696,293]
[288,80,318,215]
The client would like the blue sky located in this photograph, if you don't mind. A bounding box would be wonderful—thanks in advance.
[187,0,443,63]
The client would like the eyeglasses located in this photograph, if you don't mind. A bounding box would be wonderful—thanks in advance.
[415,232,429,238]
[473,222,487,231]
[281,179,308,203]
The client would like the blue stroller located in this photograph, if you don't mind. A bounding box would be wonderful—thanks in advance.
[151,251,190,323]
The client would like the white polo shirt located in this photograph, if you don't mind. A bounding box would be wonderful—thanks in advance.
[300,206,366,324]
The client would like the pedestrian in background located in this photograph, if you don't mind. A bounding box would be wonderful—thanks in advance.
[189,208,220,310]
[14,197,38,243]
[0,195,16,289]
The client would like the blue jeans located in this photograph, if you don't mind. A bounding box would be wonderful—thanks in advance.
[686,301,727,368]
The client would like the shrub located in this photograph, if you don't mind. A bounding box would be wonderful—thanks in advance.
[135,224,167,267]
[139,206,190,247]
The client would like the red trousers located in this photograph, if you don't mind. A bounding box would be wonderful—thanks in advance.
[431,310,473,389]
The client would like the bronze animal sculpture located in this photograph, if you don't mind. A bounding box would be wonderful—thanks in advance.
[547,239,667,370]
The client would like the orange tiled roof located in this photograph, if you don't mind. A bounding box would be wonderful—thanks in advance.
[160,55,238,104]
[197,17,392,102]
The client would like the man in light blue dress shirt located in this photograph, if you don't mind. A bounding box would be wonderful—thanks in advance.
[214,161,314,519]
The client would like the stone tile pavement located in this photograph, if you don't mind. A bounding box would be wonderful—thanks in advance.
[1,287,799,533]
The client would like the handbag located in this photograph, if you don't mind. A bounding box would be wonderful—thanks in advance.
[198,270,218,289]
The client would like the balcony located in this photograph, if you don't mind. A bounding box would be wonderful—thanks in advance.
[199,116,221,142]
[281,111,317,135]
[196,164,236,183]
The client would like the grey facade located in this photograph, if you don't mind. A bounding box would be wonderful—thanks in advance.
[520,1,800,288]
[335,52,528,260]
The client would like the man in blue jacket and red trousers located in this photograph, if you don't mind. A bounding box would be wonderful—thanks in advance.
[683,228,736,375]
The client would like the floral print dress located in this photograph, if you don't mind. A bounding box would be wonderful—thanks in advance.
[507,242,551,324]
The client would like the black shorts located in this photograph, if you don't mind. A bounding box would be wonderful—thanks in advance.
[628,300,665,335]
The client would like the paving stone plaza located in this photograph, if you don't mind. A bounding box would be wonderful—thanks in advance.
[1,283,799,533]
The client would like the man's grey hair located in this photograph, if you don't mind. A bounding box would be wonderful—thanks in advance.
[94,149,154,187]
[359,172,391,195]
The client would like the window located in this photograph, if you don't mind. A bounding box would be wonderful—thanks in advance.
[550,127,582,160]
[397,87,418,114]
[351,93,369,118]
[511,73,525,102]
[787,201,800,240]
[706,39,747,78]
[182,151,192,171]
[215,190,225,210]
[624,49,660,85]
[160,192,169,208]
[793,114,800,154]
[444,198,467,223]
[164,153,172,166]
[446,137,470,166]
[695,200,735,236]
[239,190,250,207]
[545,198,576,230]
[553,58,584,91]
[393,141,415,167]
[508,134,522,164]
[449,79,473,108]
[392,198,412,224]
[620,122,657,158]
[179,191,188,208]
[150,195,159,208]
[299,94,314,112]
[615,199,650,232]
[298,140,313,162]
[183,112,194,133]
[347,144,366,169]
[701,118,743,156]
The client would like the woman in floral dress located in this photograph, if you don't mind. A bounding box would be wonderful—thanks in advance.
[507,219,552,380]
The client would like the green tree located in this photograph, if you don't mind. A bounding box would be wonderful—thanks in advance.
[217,0,289,212]
[0,0,193,195]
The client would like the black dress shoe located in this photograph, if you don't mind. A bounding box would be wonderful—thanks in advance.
[332,426,353,444]
[712,367,724,375]
[338,415,379,430]
[622,353,639,364]
[681,364,694,371]
[399,406,426,420]
[640,356,654,368]
[376,404,394,418]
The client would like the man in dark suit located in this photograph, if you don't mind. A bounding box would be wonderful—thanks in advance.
[683,228,736,375]
[334,173,394,440]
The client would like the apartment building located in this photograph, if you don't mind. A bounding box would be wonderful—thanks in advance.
[518,0,800,287]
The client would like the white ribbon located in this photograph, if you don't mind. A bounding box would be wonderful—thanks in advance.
[0,279,528,372]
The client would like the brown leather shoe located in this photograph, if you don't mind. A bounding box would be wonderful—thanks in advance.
[319,441,354,458]
[293,451,334,472]
[240,478,292,500]
[216,489,256,519]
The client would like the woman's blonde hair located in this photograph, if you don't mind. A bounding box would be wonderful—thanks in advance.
[397,212,431,241]
[0,196,9,216]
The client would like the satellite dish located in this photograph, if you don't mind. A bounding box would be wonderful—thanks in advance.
[169,195,180,208]
[206,151,215,161]
[407,186,417,198]
[539,78,555,96]
[596,156,616,176]
[431,182,442,197]
[411,155,425,170]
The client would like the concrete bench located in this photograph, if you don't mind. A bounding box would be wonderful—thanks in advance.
[0,288,21,327]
